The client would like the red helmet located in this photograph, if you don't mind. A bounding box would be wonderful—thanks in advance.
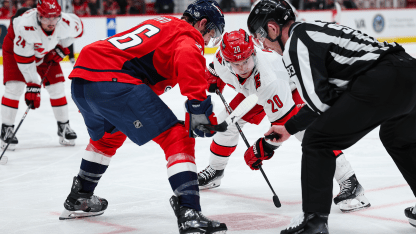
[37,0,61,18]
[220,29,255,63]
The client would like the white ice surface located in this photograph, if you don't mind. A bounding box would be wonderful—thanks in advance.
[1,45,416,234]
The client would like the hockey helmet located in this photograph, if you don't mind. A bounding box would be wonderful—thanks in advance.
[221,29,255,63]
[247,0,295,43]
[37,0,61,18]
[183,0,225,39]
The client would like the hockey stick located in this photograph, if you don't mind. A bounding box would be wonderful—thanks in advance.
[216,90,282,208]
[203,94,258,133]
[0,62,53,165]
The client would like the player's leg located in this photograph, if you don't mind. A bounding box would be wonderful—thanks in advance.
[61,131,127,220]
[198,93,266,190]
[333,151,370,212]
[377,51,416,229]
[77,81,227,231]
[39,62,77,146]
[1,81,25,150]
[61,78,125,220]
[295,131,370,212]
[198,108,244,189]
[380,107,416,228]
[153,123,227,233]
[1,45,26,150]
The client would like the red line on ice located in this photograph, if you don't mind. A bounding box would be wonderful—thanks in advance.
[366,184,408,193]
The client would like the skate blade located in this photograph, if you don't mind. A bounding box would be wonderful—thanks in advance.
[339,196,371,213]
[199,181,221,190]
[59,209,104,220]
[59,137,75,146]
[183,228,227,234]
[408,218,416,228]
[1,142,16,151]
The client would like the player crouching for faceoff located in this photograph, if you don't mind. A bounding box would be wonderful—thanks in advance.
[59,0,227,233]
[1,0,82,150]
[198,29,370,213]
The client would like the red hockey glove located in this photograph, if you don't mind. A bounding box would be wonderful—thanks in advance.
[185,95,218,138]
[206,62,225,93]
[25,83,41,109]
[44,45,70,63]
[244,137,279,170]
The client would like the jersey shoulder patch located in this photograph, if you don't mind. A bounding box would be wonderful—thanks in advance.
[58,13,83,38]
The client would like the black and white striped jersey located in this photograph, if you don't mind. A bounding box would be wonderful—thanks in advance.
[282,21,404,114]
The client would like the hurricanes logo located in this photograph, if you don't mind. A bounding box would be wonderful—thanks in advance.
[47,3,56,9]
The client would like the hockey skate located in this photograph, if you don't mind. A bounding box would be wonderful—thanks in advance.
[57,121,77,146]
[198,165,224,190]
[170,195,227,234]
[281,212,329,234]
[1,124,18,151]
[59,176,108,220]
[334,174,370,212]
[405,204,416,228]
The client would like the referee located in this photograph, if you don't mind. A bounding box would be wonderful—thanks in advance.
[248,0,416,233]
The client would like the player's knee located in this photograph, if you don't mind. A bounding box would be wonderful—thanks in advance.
[45,82,65,99]
[89,131,127,157]
[153,123,195,160]
[4,81,25,99]
[213,130,239,146]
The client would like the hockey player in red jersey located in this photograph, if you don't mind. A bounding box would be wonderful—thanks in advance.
[1,0,83,150]
[59,0,227,233]
[198,29,370,213]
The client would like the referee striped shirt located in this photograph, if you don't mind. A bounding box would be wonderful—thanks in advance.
[282,21,404,115]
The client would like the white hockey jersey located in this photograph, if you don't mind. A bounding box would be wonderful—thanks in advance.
[212,47,295,123]
[11,8,83,84]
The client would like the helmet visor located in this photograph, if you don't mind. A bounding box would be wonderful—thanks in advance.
[205,22,223,47]
[252,27,267,49]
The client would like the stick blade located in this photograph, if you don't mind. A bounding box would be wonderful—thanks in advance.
[273,195,281,208]
[225,94,258,126]
[0,156,8,165]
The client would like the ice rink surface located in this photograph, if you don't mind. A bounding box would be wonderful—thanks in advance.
[1,44,416,234]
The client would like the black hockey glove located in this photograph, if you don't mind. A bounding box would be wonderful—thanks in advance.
[185,96,218,138]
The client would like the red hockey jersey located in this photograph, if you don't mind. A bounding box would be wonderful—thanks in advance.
[69,16,208,101]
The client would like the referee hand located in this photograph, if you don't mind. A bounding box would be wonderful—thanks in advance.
[264,125,291,143]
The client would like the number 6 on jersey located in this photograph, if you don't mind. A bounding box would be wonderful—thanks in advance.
[108,25,160,50]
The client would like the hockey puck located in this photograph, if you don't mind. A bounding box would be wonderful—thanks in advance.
[0,156,8,165]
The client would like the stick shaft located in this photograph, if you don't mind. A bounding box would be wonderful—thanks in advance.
[216,90,279,197]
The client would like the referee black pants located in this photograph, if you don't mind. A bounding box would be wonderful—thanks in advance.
[301,51,416,213]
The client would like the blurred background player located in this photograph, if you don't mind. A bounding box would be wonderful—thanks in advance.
[198,29,370,213]
[1,0,83,150]
[57,0,76,64]
[59,0,227,233]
